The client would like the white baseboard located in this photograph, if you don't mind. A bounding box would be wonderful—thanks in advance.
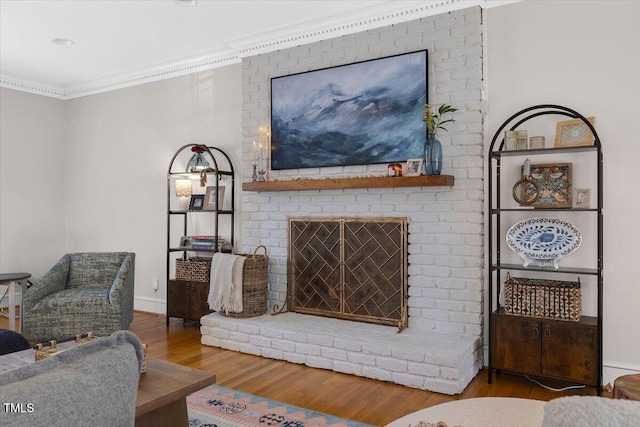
[134,296,166,314]
[602,361,640,388]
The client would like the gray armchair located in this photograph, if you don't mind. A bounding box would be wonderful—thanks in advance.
[22,252,135,343]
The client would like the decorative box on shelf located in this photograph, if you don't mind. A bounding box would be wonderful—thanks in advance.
[503,275,582,322]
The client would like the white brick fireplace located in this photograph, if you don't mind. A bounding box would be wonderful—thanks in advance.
[201,7,485,394]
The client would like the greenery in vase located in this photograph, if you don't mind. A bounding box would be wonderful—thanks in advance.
[422,104,458,136]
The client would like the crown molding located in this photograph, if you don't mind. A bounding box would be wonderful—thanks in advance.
[0,71,66,100]
[227,0,466,57]
[62,50,241,99]
[0,0,518,100]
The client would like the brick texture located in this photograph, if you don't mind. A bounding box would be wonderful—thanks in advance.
[201,309,481,394]
[232,6,484,393]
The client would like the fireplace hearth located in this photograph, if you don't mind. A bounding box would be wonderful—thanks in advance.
[200,311,482,395]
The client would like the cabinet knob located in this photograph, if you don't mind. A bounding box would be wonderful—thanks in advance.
[533,325,539,339]
[543,325,551,340]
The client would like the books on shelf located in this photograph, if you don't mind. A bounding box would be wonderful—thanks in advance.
[190,235,221,241]
[190,245,217,250]
[178,235,225,251]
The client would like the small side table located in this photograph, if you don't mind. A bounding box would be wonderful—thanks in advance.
[613,374,640,400]
[0,272,31,332]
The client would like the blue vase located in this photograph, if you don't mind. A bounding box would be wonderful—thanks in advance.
[424,135,442,176]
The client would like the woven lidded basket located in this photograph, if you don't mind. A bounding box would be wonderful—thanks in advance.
[175,256,211,282]
[221,245,268,318]
[503,274,582,322]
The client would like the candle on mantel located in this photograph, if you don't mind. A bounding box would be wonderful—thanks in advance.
[259,142,264,169]
[266,130,271,167]
[253,141,257,164]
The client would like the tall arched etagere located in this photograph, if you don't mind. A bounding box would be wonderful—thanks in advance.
[487,105,603,395]
[166,144,235,325]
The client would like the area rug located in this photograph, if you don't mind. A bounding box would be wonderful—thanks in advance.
[384,397,546,427]
[187,384,374,427]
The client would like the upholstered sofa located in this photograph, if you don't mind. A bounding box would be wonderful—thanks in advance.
[22,252,135,343]
[0,330,144,427]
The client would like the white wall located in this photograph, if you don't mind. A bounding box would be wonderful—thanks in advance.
[485,0,640,381]
[0,88,67,276]
[63,66,242,312]
[1,68,242,313]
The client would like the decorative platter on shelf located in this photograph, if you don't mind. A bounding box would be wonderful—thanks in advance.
[506,218,582,269]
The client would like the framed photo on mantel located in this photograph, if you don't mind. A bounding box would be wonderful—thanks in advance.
[405,158,423,177]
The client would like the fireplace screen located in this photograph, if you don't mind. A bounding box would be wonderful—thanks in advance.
[287,217,408,330]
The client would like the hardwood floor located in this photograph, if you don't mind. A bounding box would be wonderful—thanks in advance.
[127,311,601,426]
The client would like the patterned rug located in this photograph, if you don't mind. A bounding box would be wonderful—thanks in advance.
[187,384,374,427]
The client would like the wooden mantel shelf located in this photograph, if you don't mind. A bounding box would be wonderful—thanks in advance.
[242,175,454,192]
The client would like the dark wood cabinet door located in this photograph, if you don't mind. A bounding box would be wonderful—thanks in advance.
[168,280,192,319]
[542,321,598,386]
[491,313,540,376]
[192,281,214,319]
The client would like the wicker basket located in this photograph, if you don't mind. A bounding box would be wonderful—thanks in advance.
[176,256,211,282]
[503,274,582,322]
[220,245,268,318]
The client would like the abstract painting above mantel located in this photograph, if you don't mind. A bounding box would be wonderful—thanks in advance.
[270,50,428,170]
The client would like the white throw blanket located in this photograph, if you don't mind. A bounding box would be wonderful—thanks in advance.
[207,253,245,314]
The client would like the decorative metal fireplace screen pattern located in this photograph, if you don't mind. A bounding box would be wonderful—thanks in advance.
[288,217,408,329]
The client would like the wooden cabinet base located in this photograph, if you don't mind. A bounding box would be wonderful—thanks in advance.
[491,310,597,386]
[168,280,213,321]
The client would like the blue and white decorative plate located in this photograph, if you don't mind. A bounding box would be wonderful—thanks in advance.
[506,218,582,269]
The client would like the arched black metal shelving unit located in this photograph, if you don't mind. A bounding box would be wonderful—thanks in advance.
[487,104,603,395]
[166,144,235,326]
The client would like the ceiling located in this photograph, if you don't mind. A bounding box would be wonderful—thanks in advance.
[0,0,502,99]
